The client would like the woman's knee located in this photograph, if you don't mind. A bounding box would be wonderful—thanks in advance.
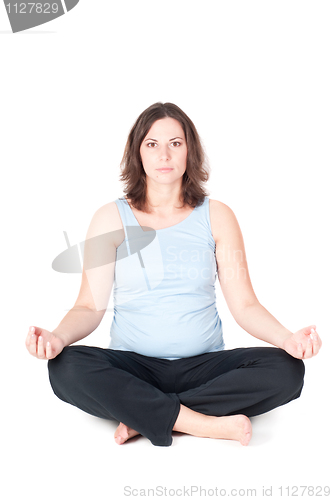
[48,345,73,377]
[273,349,305,399]
[47,346,82,400]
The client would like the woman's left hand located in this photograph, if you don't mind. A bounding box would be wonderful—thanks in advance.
[283,325,322,359]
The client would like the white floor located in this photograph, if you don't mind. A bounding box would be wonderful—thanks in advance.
[4,345,330,500]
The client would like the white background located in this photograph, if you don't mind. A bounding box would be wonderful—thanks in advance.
[1,1,331,499]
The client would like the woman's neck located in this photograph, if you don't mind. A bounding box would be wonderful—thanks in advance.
[145,188,184,213]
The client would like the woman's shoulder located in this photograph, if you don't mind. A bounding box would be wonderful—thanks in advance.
[87,200,125,243]
[93,200,122,222]
[209,198,234,216]
[209,199,239,244]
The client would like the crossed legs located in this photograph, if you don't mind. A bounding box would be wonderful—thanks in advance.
[115,405,252,446]
[48,346,305,447]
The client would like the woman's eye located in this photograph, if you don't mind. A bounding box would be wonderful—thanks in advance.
[146,141,181,148]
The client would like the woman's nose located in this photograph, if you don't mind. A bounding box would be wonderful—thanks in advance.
[159,145,171,159]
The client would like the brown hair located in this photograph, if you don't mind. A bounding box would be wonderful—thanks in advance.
[118,102,211,213]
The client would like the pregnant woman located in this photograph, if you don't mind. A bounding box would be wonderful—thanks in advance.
[25,101,322,447]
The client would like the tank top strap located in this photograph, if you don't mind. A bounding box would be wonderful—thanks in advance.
[114,196,139,234]
[114,197,154,261]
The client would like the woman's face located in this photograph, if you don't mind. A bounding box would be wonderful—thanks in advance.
[139,117,188,186]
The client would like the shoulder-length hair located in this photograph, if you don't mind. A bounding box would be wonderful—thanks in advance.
[119,102,211,213]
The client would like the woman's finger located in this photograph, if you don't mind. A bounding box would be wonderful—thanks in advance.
[37,335,45,359]
[29,333,37,356]
[304,336,313,359]
[25,331,31,348]
[26,327,34,349]
[46,341,52,359]
[312,332,320,356]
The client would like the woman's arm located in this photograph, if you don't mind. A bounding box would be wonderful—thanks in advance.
[233,301,293,349]
[233,301,321,358]
[210,200,322,359]
[26,306,105,360]
[26,202,125,359]
[51,305,106,346]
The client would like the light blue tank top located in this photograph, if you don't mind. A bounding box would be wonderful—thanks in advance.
[108,195,225,360]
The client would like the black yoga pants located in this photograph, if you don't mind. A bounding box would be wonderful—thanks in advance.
[47,346,305,447]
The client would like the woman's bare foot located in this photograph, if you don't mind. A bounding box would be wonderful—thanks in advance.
[114,422,140,445]
[173,405,252,446]
[208,414,252,446]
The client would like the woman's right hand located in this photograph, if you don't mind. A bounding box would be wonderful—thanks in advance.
[25,326,65,360]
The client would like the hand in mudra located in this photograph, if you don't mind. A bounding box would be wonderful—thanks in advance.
[25,326,65,360]
[283,325,322,359]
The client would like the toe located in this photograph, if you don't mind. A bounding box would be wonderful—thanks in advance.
[115,435,124,445]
